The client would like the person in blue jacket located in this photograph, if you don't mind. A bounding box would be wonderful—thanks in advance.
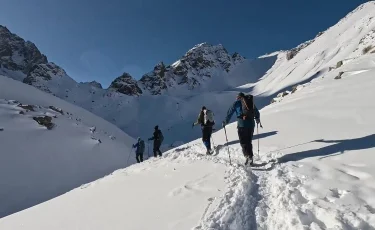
[132,137,145,163]
[222,92,260,165]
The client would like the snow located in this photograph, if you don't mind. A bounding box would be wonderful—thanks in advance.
[0,75,135,218]
[1,2,375,229]
[2,51,375,229]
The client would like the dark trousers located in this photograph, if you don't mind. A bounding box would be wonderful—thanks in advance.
[153,141,162,157]
[238,127,254,158]
[202,126,213,150]
[136,153,144,163]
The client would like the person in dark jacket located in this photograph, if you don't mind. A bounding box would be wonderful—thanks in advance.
[192,106,215,154]
[132,137,145,163]
[223,93,260,165]
[148,125,164,157]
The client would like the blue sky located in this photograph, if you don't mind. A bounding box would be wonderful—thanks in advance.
[0,0,368,87]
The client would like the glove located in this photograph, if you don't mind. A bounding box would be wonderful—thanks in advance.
[256,119,260,124]
[192,123,195,128]
[222,121,226,127]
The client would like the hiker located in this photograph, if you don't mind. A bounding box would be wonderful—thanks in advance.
[148,125,164,157]
[192,106,215,154]
[132,137,145,163]
[222,92,260,165]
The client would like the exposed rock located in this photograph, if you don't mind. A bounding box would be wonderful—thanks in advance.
[336,61,343,68]
[22,62,73,94]
[0,25,47,76]
[286,36,317,61]
[277,91,291,98]
[335,71,344,79]
[139,43,245,95]
[109,72,142,96]
[363,45,374,54]
[91,137,102,143]
[23,62,66,83]
[291,85,304,94]
[90,126,96,133]
[33,116,54,130]
[286,50,297,60]
[140,62,169,95]
[88,81,103,89]
[49,106,64,115]
[17,104,35,111]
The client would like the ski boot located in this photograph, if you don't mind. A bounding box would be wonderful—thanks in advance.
[245,155,253,166]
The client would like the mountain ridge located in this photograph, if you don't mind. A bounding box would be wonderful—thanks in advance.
[1,1,375,145]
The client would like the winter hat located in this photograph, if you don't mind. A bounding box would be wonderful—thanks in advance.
[202,106,206,111]
[137,137,141,141]
[237,92,245,98]
[154,125,159,130]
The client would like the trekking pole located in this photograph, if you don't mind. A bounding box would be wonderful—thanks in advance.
[223,126,232,165]
[211,136,215,149]
[257,123,260,160]
[126,148,133,166]
[148,140,150,159]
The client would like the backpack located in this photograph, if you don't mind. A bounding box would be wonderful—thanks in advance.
[139,140,145,153]
[158,130,164,143]
[241,95,255,120]
[204,110,215,126]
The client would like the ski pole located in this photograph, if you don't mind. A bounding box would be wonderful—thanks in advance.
[223,125,232,165]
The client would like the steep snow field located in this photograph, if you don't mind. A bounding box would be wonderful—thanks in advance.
[1,52,374,229]
[0,75,135,218]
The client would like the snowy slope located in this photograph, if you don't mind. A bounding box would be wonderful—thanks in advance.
[0,75,136,218]
[249,1,375,104]
[2,53,375,230]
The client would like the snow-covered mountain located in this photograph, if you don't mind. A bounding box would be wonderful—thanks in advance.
[1,38,375,230]
[0,75,136,218]
[138,43,245,95]
[0,25,47,81]
[0,24,272,146]
[1,2,375,229]
[1,2,375,147]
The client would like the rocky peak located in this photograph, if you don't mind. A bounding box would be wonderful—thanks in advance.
[232,52,245,64]
[139,62,168,95]
[109,72,142,96]
[88,81,103,89]
[139,42,245,95]
[0,25,47,75]
[23,62,69,93]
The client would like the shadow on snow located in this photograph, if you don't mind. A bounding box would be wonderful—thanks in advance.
[278,134,375,163]
[226,131,278,146]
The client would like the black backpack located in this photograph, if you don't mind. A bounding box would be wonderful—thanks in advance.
[241,94,255,120]
[139,140,145,153]
[156,130,164,143]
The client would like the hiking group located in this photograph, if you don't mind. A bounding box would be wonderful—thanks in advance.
[193,92,260,165]
[133,92,260,166]
[132,125,164,163]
